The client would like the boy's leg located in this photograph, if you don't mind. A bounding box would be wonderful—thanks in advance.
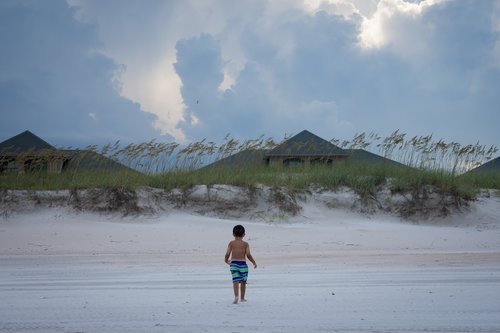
[233,282,239,304]
[240,282,246,301]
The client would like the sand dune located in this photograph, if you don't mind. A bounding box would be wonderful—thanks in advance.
[1,194,499,332]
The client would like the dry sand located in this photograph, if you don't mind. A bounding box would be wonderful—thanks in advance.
[1,193,500,332]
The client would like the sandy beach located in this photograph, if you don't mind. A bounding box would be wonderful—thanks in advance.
[1,194,500,332]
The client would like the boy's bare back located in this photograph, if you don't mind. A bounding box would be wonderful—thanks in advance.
[227,239,249,261]
[225,238,257,268]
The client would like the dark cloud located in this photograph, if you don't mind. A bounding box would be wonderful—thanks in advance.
[0,0,160,147]
[173,10,392,141]
[174,1,500,145]
[2,0,498,148]
[174,34,273,140]
[385,0,500,144]
[175,34,224,111]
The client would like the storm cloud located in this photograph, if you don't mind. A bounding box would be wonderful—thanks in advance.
[0,0,160,146]
[1,0,499,147]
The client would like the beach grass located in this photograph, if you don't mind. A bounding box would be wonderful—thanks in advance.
[1,131,498,200]
[0,170,148,191]
[2,162,497,204]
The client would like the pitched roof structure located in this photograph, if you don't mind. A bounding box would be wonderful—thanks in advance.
[201,130,409,170]
[468,156,500,174]
[62,150,138,172]
[0,131,135,173]
[200,149,269,170]
[346,149,406,167]
[266,130,348,157]
[0,130,54,154]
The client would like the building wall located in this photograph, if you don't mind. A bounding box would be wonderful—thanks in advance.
[0,156,66,174]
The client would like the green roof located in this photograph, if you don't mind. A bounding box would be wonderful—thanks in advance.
[266,130,348,157]
[0,130,54,154]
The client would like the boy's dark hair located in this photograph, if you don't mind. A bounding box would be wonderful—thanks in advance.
[233,225,245,237]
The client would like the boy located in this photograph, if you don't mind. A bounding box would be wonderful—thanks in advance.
[224,225,257,304]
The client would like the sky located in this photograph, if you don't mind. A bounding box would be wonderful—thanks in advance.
[0,0,499,148]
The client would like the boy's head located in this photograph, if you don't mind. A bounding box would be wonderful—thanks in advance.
[233,225,245,238]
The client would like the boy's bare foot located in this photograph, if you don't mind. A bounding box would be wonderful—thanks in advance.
[240,299,247,302]
[233,298,238,304]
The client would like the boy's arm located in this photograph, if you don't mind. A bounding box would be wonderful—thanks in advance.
[246,243,257,269]
[224,242,232,265]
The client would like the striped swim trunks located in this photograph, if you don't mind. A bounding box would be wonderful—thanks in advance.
[230,261,248,284]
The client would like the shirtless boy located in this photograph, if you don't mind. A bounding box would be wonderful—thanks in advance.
[224,225,257,304]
